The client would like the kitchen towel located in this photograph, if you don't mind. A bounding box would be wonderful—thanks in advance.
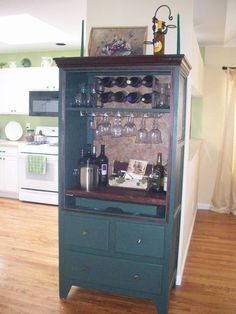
[26,154,47,175]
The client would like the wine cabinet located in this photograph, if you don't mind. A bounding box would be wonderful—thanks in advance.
[55,55,191,314]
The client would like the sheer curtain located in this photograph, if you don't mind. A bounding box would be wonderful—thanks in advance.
[211,69,236,215]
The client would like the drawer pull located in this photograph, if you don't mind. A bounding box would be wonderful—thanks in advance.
[133,274,140,280]
[137,239,142,244]
[81,230,88,236]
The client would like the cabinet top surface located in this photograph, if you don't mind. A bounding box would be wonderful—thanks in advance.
[54,54,191,73]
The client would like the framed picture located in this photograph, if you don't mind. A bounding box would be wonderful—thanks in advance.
[125,159,148,180]
[88,26,148,56]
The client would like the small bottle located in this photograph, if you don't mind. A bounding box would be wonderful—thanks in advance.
[126,77,142,87]
[113,91,127,102]
[126,92,142,104]
[142,75,153,87]
[151,153,164,192]
[141,93,152,104]
[78,148,86,166]
[85,143,92,163]
[115,77,128,87]
[97,144,109,186]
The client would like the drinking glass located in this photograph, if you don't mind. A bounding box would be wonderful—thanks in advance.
[96,114,111,136]
[111,113,123,138]
[135,117,148,144]
[123,115,137,137]
[147,119,162,144]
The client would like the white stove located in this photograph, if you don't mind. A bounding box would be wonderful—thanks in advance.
[19,126,59,205]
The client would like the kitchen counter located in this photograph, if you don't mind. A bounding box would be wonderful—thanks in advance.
[0,139,25,147]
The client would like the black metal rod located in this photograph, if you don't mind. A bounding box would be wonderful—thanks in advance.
[222,66,236,70]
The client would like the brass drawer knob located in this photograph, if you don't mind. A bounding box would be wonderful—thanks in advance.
[137,239,142,244]
[81,230,87,236]
[133,274,140,280]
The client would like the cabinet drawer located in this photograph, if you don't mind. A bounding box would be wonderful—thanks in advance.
[0,146,18,156]
[115,222,164,258]
[64,215,109,251]
[65,251,162,294]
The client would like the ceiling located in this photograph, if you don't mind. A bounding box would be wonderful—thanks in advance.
[0,0,235,53]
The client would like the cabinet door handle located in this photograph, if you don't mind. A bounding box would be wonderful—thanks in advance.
[81,230,87,236]
[137,239,142,244]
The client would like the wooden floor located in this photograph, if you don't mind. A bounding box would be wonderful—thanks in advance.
[0,199,236,314]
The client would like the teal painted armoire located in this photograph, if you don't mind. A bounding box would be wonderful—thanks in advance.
[54,55,191,314]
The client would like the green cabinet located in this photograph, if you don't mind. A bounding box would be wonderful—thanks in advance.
[55,55,191,314]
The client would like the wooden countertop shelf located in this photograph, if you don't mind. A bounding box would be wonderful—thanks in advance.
[66,186,166,206]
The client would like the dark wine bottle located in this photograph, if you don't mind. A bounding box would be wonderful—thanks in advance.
[115,77,128,87]
[99,92,114,103]
[151,152,164,192]
[97,144,109,186]
[85,143,92,162]
[141,93,152,104]
[142,75,153,87]
[99,77,115,87]
[113,91,127,102]
[126,77,142,87]
[126,92,142,103]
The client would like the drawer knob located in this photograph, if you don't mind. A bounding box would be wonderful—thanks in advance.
[133,274,140,280]
[81,230,87,236]
[137,239,142,244]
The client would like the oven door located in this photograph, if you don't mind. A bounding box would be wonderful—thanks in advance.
[19,153,58,192]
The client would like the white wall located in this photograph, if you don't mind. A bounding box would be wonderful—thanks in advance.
[86,0,202,285]
[198,47,236,208]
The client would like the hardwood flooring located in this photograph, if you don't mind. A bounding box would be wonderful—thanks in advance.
[0,198,236,314]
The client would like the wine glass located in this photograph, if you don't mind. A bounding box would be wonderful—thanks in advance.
[147,118,162,144]
[96,114,111,137]
[123,115,137,137]
[111,112,123,138]
[135,117,148,144]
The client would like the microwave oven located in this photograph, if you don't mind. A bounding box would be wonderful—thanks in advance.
[29,91,59,116]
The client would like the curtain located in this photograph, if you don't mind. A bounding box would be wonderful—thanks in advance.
[211,69,236,215]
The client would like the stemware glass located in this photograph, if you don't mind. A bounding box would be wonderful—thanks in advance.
[135,117,148,144]
[111,112,123,138]
[96,114,111,137]
[123,115,137,137]
[147,118,162,144]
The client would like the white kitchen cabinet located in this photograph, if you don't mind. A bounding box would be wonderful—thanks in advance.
[0,146,18,198]
[0,67,59,115]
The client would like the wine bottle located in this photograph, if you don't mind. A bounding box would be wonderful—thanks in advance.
[142,75,153,87]
[141,93,152,104]
[126,92,142,103]
[90,145,97,165]
[99,77,115,87]
[97,144,109,186]
[126,77,142,87]
[99,92,114,103]
[113,91,127,102]
[151,153,164,192]
[115,77,128,87]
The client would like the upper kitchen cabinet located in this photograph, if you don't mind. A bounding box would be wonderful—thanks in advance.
[0,67,59,115]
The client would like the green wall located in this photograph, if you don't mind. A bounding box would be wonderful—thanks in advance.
[0,49,80,67]
[0,50,79,139]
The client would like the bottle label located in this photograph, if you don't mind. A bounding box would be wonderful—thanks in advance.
[101,164,107,175]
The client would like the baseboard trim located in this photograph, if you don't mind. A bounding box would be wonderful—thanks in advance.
[197,203,210,210]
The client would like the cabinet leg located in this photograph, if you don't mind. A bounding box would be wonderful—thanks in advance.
[59,282,71,299]
[155,299,168,314]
